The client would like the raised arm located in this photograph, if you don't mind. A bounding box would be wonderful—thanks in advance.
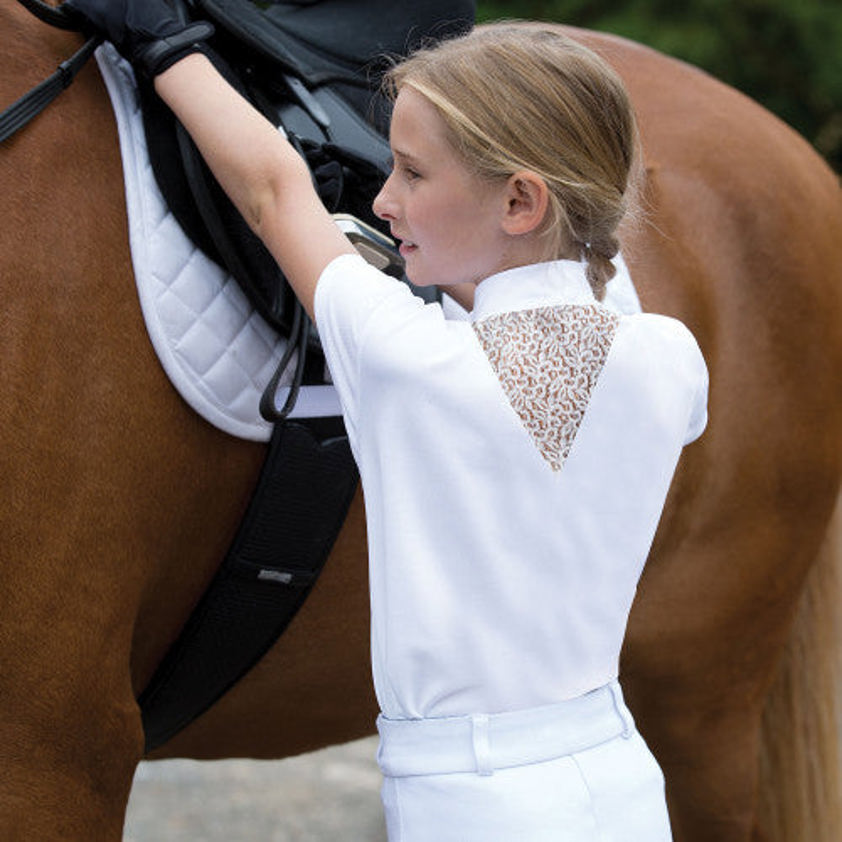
[153,54,355,320]
[64,0,355,321]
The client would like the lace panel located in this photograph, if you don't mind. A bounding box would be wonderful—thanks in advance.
[473,306,619,471]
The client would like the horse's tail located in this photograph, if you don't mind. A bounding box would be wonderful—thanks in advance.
[757,489,842,841]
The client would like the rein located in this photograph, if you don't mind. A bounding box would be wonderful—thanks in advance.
[17,0,79,29]
[0,0,99,143]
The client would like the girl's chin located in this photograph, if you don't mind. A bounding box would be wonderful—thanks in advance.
[405,268,468,290]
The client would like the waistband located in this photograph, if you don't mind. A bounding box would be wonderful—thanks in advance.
[377,680,636,778]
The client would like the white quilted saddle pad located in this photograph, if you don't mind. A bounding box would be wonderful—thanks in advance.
[95,45,641,442]
[96,44,340,442]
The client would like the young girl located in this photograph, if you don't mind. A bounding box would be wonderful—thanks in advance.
[67,3,708,839]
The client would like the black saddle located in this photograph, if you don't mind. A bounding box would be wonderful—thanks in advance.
[140,0,474,355]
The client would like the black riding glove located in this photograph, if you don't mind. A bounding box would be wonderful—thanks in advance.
[62,0,214,77]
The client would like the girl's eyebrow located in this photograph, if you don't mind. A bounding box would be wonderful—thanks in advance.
[392,148,421,166]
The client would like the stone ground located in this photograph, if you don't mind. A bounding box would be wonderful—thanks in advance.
[123,736,387,841]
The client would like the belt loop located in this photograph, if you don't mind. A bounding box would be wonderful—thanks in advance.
[471,714,494,776]
[609,680,634,739]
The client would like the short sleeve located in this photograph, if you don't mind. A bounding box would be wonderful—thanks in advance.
[682,329,709,445]
[313,252,425,433]
[625,312,709,447]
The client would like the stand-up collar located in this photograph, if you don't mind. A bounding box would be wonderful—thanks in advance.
[471,260,596,323]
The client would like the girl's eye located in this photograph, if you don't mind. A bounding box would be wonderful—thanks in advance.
[386,156,421,182]
[402,166,421,182]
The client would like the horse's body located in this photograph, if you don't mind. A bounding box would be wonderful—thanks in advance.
[2,3,840,840]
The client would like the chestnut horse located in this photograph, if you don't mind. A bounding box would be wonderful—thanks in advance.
[2,2,841,840]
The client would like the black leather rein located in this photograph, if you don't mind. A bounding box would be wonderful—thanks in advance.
[0,0,100,143]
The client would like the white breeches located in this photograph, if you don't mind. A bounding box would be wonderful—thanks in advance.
[376,680,672,842]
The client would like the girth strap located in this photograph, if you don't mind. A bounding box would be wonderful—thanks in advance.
[139,416,358,752]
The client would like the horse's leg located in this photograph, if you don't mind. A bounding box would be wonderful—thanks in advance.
[756,491,842,842]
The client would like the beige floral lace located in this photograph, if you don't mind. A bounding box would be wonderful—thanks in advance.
[473,305,620,471]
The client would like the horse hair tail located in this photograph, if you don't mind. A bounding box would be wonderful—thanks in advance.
[757,488,842,842]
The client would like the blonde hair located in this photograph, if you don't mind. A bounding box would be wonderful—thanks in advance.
[385,22,641,299]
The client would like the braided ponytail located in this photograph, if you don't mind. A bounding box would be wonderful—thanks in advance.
[580,235,621,301]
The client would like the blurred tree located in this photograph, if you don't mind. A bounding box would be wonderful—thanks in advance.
[476,0,842,172]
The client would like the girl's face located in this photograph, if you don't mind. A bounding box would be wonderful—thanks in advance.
[373,86,512,288]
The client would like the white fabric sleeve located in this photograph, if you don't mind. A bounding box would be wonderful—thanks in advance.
[313,252,424,432]
[626,312,709,447]
[681,327,709,445]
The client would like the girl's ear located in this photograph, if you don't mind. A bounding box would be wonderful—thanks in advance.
[501,171,549,236]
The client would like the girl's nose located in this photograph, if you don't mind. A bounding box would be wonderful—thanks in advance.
[373,175,397,221]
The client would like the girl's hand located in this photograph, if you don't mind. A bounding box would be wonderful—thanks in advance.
[63,0,213,77]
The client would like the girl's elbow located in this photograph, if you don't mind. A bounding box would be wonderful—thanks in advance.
[250,155,314,239]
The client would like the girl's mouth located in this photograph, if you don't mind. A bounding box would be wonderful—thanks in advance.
[398,241,418,257]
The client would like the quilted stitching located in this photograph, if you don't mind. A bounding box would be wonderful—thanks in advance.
[96,45,338,441]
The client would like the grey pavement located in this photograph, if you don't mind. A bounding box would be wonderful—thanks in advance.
[123,736,387,841]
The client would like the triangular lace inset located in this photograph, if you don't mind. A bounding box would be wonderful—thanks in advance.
[473,305,619,471]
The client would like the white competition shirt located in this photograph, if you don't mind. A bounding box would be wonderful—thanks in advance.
[315,254,708,720]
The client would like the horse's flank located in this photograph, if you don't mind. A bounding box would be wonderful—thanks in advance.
[1,4,841,841]
[584,27,842,842]
[2,3,374,836]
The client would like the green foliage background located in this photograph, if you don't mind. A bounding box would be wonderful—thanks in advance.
[476,0,842,172]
